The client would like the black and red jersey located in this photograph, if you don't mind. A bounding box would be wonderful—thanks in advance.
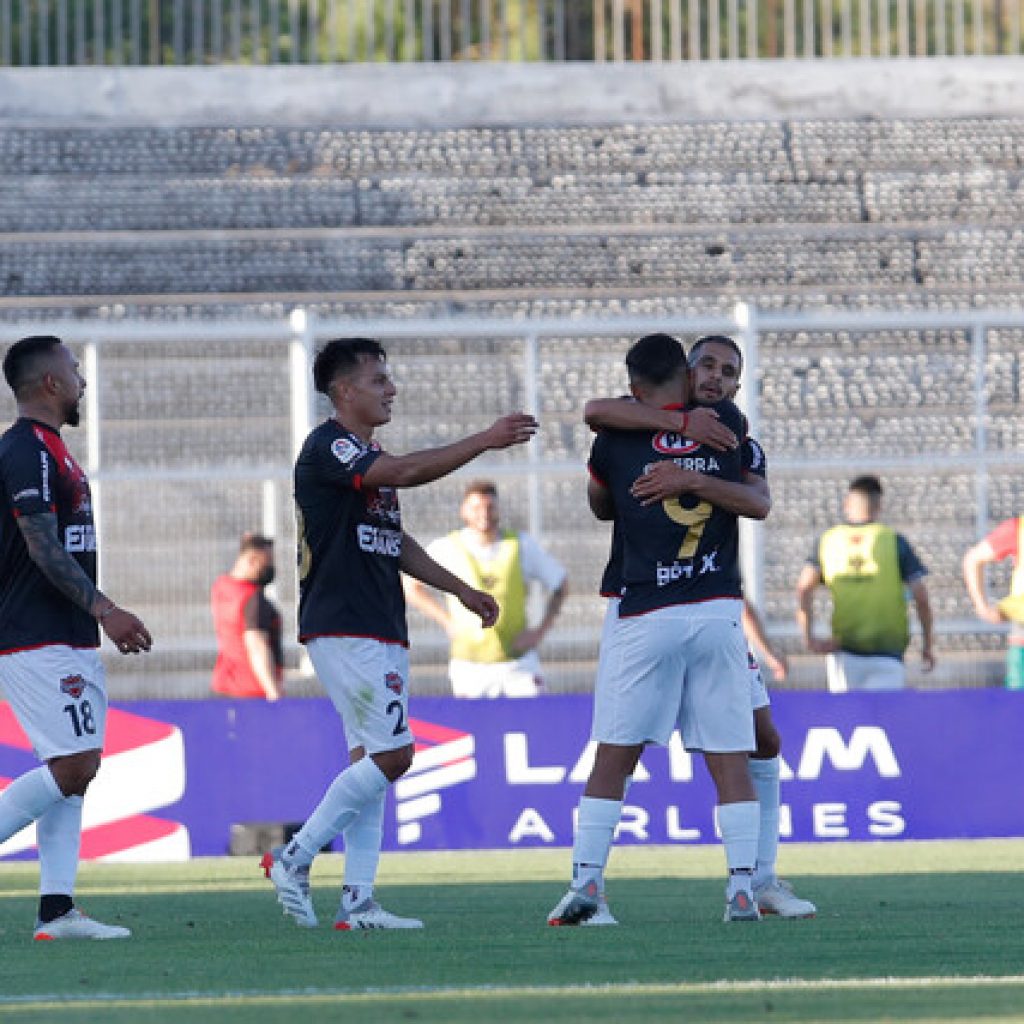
[589,399,762,616]
[294,418,407,646]
[0,418,99,654]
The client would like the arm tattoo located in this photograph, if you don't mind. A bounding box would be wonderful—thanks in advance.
[17,513,99,614]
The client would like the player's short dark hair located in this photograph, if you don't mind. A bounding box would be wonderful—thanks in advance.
[312,337,387,396]
[688,334,744,373]
[625,333,686,388]
[463,480,498,500]
[849,475,883,500]
[2,335,63,396]
[239,532,274,554]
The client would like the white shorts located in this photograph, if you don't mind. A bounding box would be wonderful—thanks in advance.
[827,651,906,692]
[592,600,754,753]
[307,637,412,755]
[606,599,769,713]
[0,646,107,761]
[448,651,542,698]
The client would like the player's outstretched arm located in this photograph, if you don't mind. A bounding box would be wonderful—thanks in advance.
[630,464,770,519]
[17,512,152,654]
[962,541,1005,624]
[400,533,499,627]
[584,399,737,451]
[362,413,537,490]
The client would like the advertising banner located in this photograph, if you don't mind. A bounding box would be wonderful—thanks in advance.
[1,691,1019,861]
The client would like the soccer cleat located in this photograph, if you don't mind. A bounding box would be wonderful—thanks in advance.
[723,889,761,922]
[261,846,317,928]
[754,878,817,919]
[580,894,618,927]
[333,898,423,931]
[33,908,130,941]
[547,880,600,926]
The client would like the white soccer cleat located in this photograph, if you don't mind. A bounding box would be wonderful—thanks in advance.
[580,894,618,927]
[33,908,131,941]
[261,846,318,928]
[754,878,817,919]
[334,898,423,931]
[547,880,600,927]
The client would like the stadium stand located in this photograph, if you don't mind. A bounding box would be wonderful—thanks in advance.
[2,113,1023,695]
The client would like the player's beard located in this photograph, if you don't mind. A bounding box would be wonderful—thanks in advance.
[65,399,81,427]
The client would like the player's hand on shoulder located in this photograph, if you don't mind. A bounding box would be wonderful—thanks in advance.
[630,461,693,505]
[458,586,500,628]
[483,413,538,450]
[685,407,738,451]
[99,604,153,655]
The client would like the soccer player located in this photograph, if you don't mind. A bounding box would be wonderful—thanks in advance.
[0,335,152,941]
[580,334,815,920]
[262,337,536,930]
[548,333,762,927]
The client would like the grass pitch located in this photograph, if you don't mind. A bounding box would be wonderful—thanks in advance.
[2,841,1023,1023]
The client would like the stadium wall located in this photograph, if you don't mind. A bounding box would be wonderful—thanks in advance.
[2,57,1024,128]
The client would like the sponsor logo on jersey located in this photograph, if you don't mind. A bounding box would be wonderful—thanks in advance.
[652,431,700,456]
[59,673,87,698]
[357,524,402,557]
[366,487,402,525]
[65,523,97,553]
[745,438,765,471]
[39,451,51,503]
[385,671,404,695]
[331,436,363,468]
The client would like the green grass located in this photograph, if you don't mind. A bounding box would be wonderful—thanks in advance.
[2,841,1024,1023]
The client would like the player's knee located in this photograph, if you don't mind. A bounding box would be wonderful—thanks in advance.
[374,744,414,782]
[754,725,781,760]
[48,751,101,796]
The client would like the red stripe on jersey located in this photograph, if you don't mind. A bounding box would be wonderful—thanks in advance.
[0,641,99,657]
[299,631,409,648]
[587,464,607,487]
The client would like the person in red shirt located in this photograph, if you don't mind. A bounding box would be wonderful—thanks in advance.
[210,533,284,700]
[964,517,1024,690]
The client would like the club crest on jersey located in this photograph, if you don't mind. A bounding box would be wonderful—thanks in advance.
[331,436,363,468]
[60,674,87,699]
[384,672,404,695]
[652,431,700,456]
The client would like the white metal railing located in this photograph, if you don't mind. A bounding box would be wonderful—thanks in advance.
[0,0,1019,65]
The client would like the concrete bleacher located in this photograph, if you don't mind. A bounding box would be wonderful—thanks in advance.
[2,62,1023,695]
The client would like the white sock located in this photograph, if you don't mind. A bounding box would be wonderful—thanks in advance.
[716,800,760,899]
[749,756,780,888]
[286,757,389,868]
[37,795,83,896]
[342,787,385,901]
[0,766,63,844]
[572,796,622,892]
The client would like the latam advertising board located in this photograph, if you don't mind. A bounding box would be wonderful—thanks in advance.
[0,691,1021,860]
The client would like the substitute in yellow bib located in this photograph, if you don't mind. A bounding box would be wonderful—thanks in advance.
[795,476,935,691]
[963,516,1024,689]
[405,480,568,697]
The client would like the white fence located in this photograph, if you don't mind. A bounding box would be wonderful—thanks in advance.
[1,304,1020,696]
[1,0,1020,65]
